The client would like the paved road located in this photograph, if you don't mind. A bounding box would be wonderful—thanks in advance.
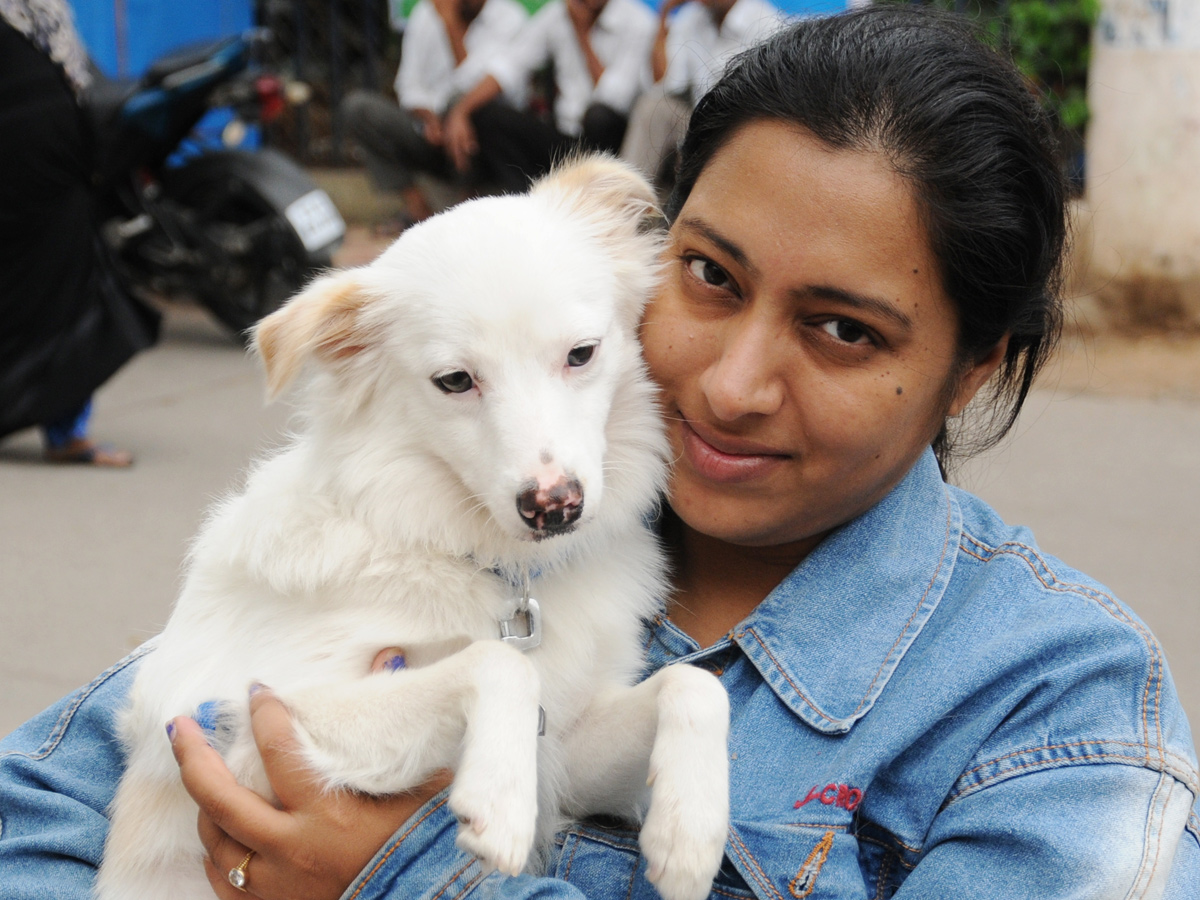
[2,292,1197,740]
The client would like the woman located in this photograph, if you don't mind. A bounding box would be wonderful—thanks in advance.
[0,0,159,464]
[1,7,1196,898]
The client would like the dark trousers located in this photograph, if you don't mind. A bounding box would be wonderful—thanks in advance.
[341,90,457,192]
[472,100,629,194]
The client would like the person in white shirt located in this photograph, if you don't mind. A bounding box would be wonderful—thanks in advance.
[341,0,527,224]
[620,0,783,193]
[442,0,657,194]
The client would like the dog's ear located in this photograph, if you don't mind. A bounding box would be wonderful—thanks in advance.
[253,270,371,400]
[531,153,662,239]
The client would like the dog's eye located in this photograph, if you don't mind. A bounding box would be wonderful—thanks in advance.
[567,343,597,368]
[432,371,474,394]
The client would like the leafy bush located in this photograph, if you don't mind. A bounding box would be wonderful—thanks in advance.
[885,0,1100,188]
[991,0,1100,133]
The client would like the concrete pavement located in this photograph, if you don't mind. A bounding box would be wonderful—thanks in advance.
[0,304,292,736]
[2,241,1198,739]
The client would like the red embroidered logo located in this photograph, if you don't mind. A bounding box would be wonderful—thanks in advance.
[795,783,864,812]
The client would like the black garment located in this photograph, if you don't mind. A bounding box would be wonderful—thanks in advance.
[0,22,158,440]
[471,99,628,194]
[341,89,459,193]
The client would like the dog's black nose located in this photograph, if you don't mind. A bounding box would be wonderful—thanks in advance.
[517,477,584,535]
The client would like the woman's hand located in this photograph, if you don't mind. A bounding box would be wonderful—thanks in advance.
[168,650,451,900]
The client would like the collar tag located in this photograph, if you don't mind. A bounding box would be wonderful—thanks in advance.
[499,570,542,651]
[498,596,541,650]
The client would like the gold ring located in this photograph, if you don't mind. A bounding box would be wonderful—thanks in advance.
[228,850,254,892]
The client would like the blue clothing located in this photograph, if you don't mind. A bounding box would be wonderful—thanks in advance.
[2,450,1198,898]
[41,397,92,448]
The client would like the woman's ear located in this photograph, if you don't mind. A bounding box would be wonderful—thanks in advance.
[253,271,372,401]
[948,335,1010,417]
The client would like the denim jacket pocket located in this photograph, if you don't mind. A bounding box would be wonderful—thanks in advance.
[726,821,865,900]
[552,819,866,900]
[553,818,757,900]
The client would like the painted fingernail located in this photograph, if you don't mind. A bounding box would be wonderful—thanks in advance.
[166,720,176,742]
[249,682,266,696]
[383,653,407,672]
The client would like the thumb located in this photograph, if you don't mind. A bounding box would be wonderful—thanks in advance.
[246,684,324,809]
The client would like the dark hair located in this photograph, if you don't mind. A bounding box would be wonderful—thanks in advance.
[665,5,1066,470]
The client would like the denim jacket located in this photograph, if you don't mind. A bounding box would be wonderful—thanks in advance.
[2,450,1198,899]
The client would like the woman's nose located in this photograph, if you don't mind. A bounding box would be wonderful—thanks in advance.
[698,317,785,421]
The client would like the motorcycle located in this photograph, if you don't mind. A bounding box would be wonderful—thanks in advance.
[86,31,345,337]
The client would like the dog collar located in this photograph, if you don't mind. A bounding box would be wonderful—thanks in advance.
[498,569,541,652]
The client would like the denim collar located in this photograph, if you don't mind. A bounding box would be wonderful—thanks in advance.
[729,448,961,735]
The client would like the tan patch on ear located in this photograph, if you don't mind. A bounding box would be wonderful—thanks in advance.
[532,152,660,235]
[254,272,371,400]
[313,289,371,361]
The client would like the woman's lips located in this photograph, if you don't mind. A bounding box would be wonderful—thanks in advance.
[679,418,789,484]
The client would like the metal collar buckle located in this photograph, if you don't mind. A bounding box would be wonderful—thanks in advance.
[498,572,541,652]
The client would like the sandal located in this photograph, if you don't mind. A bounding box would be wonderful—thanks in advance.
[44,438,134,467]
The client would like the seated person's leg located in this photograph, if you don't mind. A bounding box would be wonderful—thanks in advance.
[341,90,451,222]
[470,99,574,194]
[619,87,691,195]
[580,103,628,156]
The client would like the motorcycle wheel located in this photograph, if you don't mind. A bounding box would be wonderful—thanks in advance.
[168,169,330,338]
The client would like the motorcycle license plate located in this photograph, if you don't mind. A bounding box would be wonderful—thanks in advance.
[285,190,346,252]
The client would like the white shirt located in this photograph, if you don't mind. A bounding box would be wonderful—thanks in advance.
[396,0,529,115]
[489,0,657,136]
[662,0,785,106]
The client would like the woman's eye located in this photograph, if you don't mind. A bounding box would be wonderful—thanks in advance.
[567,343,597,368]
[432,371,474,394]
[820,319,873,345]
[685,256,731,289]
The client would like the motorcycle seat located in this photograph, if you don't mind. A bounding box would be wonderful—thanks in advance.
[143,37,240,86]
[84,75,138,131]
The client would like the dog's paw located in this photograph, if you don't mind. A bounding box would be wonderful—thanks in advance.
[640,668,730,900]
[639,778,727,900]
[448,765,538,876]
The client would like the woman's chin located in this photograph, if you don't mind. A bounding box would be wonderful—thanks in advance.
[669,480,780,546]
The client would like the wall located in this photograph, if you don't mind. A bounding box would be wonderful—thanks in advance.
[70,0,254,78]
[1083,0,1200,330]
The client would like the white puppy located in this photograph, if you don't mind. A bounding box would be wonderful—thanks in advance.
[96,156,730,900]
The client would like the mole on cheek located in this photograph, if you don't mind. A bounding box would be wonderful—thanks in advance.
[895,386,903,395]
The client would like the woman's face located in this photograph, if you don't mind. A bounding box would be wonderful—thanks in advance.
[642,120,1001,552]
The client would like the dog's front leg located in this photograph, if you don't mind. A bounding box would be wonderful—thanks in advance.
[282,640,541,875]
[562,664,730,900]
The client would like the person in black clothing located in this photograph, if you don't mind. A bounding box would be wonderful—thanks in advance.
[0,2,158,465]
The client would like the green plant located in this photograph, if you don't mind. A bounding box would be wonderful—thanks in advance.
[990,0,1101,132]
[884,0,1100,187]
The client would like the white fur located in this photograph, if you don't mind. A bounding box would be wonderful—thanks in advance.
[96,156,730,900]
